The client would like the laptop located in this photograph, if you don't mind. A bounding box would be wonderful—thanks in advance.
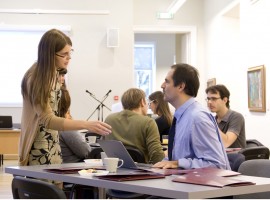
[98,139,152,170]
[0,116,13,129]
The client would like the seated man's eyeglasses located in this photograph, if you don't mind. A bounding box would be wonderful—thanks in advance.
[205,97,221,102]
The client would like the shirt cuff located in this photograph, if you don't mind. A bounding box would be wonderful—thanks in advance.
[178,158,190,169]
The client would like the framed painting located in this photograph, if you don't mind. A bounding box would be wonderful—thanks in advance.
[207,78,216,88]
[247,65,266,112]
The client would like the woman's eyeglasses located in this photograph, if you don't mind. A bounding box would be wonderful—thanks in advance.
[56,49,74,58]
[148,100,155,106]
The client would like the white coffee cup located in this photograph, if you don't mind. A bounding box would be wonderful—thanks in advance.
[87,136,97,144]
[104,157,124,173]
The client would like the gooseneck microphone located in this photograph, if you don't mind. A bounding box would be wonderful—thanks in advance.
[86,90,95,97]
[85,89,112,121]
[104,89,112,98]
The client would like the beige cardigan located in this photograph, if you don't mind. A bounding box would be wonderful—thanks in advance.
[19,80,65,166]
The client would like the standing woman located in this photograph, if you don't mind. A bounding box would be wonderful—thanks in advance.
[148,91,173,142]
[19,29,111,174]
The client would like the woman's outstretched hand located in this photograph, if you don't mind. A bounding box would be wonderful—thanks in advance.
[86,121,112,135]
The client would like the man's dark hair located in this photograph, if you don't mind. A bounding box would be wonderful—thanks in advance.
[58,87,71,118]
[171,63,200,97]
[58,68,67,75]
[205,84,230,108]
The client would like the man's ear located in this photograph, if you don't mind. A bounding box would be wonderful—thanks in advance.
[178,82,185,91]
[140,98,146,107]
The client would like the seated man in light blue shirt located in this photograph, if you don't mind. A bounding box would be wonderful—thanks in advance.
[153,63,230,170]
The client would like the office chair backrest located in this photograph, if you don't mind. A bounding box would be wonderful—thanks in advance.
[235,160,270,199]
[85,132,101,140]
[246,139,264,148]
[238,146,270,160]
[125,146,145,163]
[12,176,66,199]
[239,159,270,177]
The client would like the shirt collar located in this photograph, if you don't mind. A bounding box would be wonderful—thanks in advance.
[216,109,232,123]
[174,97,196,121]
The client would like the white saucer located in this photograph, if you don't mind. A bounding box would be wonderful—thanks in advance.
[78,169,109,177]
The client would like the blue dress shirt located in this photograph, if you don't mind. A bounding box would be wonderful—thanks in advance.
[172,98,230,170]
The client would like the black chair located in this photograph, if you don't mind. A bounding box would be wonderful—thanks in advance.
[106,146,149,199]
[63,147,104,198]
[63,183,98,199]
[234,160,270,199]
[238,146,270,160]
[85,131,101,142]
[88,147,104,159]
[125,146,145,163]
[246,139,264,148]
[227,153,245,172]
[12,176,67,199]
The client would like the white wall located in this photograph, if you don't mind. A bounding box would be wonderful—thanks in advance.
[1,0,206,123]
[133,0,206,101]
[0,0,134,122]
[203,0,270,148]
[240,0,270,148]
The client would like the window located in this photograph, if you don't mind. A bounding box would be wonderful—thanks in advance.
[0,31,42,107]
[134,43,156,97]
[0,25,70,107]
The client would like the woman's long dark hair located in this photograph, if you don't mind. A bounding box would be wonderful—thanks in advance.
[149,91,173,126]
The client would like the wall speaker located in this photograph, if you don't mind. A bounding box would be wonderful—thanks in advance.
[107,28,119,48]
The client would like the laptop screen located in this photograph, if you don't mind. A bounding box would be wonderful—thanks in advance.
[0,116,13,128]
[98,139,138,169]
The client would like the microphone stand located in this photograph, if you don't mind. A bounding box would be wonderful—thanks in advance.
[86,91,111,121]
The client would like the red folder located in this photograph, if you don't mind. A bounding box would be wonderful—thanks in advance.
[44,166,105,174]
[172,173,255,188]
[96,173,165,182]
[145,167,240,177]
[182,167,241,177]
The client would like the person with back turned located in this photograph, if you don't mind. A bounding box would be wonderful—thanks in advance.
[105,88,164,164]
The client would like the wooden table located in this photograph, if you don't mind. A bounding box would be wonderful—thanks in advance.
[0,129,20,166]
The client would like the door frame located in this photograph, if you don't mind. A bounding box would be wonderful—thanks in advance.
[133,25,197,66]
